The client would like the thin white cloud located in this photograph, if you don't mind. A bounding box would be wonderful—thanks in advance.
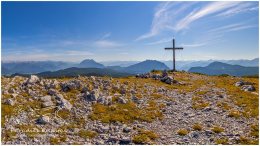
[136,2,195,41]
[217,2,258,17]
[146,37,172,45]
[100,32,111,40]
[181,43,207,48]
[136,1,253,41]
[175,1,242,31]
[208,23,257,34]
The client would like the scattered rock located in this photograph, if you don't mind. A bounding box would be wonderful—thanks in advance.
[26,75,40,84]
[118,96,127,104]
[123,127,131,133]
[119,137,131,145]
[36,116,49,124]
[5,99,15,106]
[241,85,255,91]
[42,101,54,108]
[61,80,81,92]
[39,95,52,102]
[55,94,73,110]
[48,89,57,95]
[84,89,100,102]
[235,81,244,87]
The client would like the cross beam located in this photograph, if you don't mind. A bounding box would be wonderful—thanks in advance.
[164,38,183,71]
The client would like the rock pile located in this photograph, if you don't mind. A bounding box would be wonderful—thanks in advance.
[235,80,255,91]
[136,70,178,84]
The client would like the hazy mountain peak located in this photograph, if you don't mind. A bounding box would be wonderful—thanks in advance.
[79,59,105,68]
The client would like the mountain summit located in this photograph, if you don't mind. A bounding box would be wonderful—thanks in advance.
[79,59,105,68]
[125,60,169,74]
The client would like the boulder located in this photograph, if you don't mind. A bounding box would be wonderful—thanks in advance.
[55,94,73,110]
[123,127,131,133]
[8,88,15,94]
[132,96,141,104]
[42,101,54,108]
[5,99,15,106]
[84,89,100,102]
[26,75,40,84]
[162,70,168,77]
[119,137,131,145]
[241,85,255,91]
[235,81,244,87]
[48,89,57,95]
[36,116,49,124]
[61,80,81,92]
[40,95,52,102]
[118,97,127,104]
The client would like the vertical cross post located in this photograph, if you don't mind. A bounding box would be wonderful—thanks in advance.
[165,38,183,72]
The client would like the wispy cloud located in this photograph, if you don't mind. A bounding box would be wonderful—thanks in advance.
[175,1,242,31]
[100,32,111,40]
[216,3,258,17]
[181,43,207,48]
[136,2,195,41]
[208,22,257,34]
[136,1,256,41]
[146,37,172,45]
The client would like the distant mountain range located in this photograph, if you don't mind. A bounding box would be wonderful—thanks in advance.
[36,67,133,78]
[189,62,259,76]
[2,58,258,77]
[163,58,259,71]
[1,61,75,75]
[115,60,169,74]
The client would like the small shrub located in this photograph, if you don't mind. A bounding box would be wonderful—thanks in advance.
[250,124,259,138]
[228,110,241,118]
[132,129,158,144]
[237,136,258,145]
[211,125,224,133]
[3,130,17,140]
[215,137,229,144]
[216,102,231,111]
[192,96,209,110]
[78,130,97,139]
[57,109,70,119]
[50,137,60,145]
[192,123,202,131]
[177,129,189,136]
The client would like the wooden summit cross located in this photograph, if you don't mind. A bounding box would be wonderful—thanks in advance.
[165,38,183,71]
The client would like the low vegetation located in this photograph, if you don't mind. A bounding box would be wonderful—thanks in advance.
[192,123,203,131]
[215,137,229,144]
[89,101,163,123]
[192,96,209,110]
[78,130,98,139]
[177,129,189,136]
[211,125,224,133]
[132,129,158,144]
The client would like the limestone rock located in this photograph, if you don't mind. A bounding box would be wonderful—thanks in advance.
[26,75,40,84]
[40,95,52,102]
[118,96,127,104]
[36,116,49,124]
[55,94,73,110]
[5,99,15,106]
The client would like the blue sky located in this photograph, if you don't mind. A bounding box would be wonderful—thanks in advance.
[2,1,259,62]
